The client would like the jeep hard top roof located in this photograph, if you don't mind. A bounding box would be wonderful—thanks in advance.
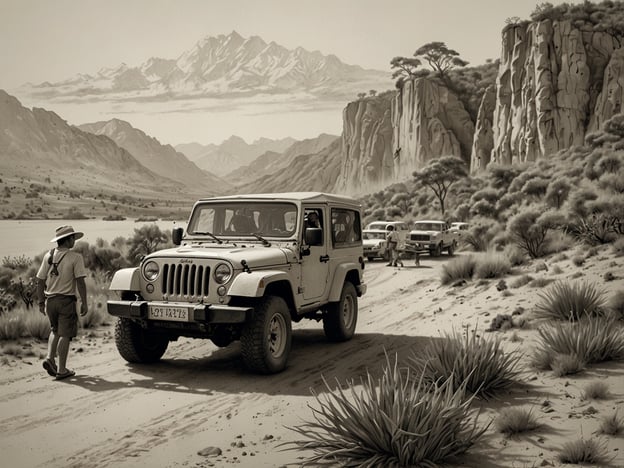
[198,192,361,205]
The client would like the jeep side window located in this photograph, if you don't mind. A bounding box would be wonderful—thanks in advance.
[331,208,361,247]
[304,208,324,245]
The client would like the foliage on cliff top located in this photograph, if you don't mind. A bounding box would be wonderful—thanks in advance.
[529,1,624,36]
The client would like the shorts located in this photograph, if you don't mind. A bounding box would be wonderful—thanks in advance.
[46,295,78,338]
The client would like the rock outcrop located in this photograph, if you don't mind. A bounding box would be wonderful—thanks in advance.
[470,85,496,172]
[391,78,474,179]
[489,20,622,166]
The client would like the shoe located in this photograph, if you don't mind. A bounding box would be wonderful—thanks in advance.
[55,369,75,380]
[386,263,393,266]
[43,358,57,377]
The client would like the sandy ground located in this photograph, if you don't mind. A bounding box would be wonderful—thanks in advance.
[1,246,623,468]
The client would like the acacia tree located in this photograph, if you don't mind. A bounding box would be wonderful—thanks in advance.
[414,42,468,81]
[390,56,422,82]
[412,156,468,216]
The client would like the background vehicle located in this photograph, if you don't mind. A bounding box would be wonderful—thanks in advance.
[364,221,409,246]
[362,229,388,261]
[405,220,457,256]
[450,222,469,234]
[107,192,366,374]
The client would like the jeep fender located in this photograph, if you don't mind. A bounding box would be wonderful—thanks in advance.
[329,263,361,302]
[228,270,292,298]
[109,268,140,291]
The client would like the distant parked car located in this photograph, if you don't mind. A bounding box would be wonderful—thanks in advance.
[362,229,388,261]
[405,220,457,256]
[450,222,469,235]
[364,221,409,246]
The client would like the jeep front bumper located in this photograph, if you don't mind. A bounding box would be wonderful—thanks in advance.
[107,300,253,324]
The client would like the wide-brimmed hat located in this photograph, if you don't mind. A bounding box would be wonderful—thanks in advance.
[50,225,84,243]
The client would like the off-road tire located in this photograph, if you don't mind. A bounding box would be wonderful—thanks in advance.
[114,317,169,363]
[241,296,292,374]
[430,243,442,257]
[447,241,457,256]
[324,282,358,342]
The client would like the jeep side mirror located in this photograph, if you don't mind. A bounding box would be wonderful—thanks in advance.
[305,227,323,246]
[172,227,184,246]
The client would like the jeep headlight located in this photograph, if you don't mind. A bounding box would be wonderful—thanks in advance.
[213,263,232,284]
[142,261,160,281]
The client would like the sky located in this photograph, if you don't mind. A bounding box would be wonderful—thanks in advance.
[0,0,574,145]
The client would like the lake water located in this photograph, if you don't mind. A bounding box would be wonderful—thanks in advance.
[1,219,187,261]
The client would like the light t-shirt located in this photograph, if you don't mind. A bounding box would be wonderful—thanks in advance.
[36,248,87,297]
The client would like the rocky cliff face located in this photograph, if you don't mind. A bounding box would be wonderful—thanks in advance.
[486,19,623,166]
[470,85,496,171]
[335,78,475,194]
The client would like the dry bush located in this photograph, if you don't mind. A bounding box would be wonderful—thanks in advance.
[598,412,624,436]
[609,290,624,321]
[528,277,554,288]
[495,407,541,436]
[551,353,586,377]
[441,255,477,285]
[557,437,610,465]
[534,281,607,321]
[510,275,533,289]
[474,252,511,279]
[503,244,527,266]
[409,327,522,400]
[287,356,488,467]
[0,313,25,340]
[23,309,50,341]
[581,381,609,400]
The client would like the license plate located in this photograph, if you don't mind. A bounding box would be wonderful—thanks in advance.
[148,305,189,322]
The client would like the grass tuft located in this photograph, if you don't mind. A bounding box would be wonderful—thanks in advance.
[534,281,607,321]
[551,353,586,377]
[532,317,624,371]
[598,411,624,436]
[441,255,477,285]
[557,437,610,465]
[287,355,488,467]
[474,252,511,279]
[0,314,25,341]
[581,381,609,400]
[408,327,522,400]
[495,407,541,436]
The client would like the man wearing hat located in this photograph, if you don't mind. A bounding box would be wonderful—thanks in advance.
[36,225,88,380]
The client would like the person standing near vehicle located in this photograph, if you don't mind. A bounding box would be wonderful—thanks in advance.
[36,225,88,380]
[385,225,400,267]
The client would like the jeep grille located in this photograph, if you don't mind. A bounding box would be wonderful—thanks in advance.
[410,234,430,241]
[161,263,210,299]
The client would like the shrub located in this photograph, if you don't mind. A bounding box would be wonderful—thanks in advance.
[612,236,624,256]
[598,412,624,436]
[463,218,503,252]
[503,244,526,266]
[288,356,488,467]
[557,438,610,465]
[528,277,554,288]
[441,255,477,285]
[0,314,25,340]
[23,309,50,340]
[533,281,607,321]
[408,327,522,399]
[474,252,511,279]
[533,317,624,367]
[507,209,550,258]
[495,407,541,436]
[551,353,586,377]
[572,255,585,266]
[581,381,609,400]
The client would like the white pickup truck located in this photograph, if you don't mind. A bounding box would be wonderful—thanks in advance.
[404,220,457,257]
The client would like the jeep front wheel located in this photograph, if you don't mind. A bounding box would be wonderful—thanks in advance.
[241,296,292,374]
[114,318,169,363]
[324,282,358,342]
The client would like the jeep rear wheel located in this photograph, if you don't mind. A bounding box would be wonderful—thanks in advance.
[114,318,169,363]
[241,296,292,374]
[324,282,358,342]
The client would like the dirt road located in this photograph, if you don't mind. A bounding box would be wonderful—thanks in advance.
[0,258,453,468]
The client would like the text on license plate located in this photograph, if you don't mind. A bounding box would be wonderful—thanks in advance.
[148,306,189,322]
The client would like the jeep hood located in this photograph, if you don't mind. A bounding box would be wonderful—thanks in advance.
[146,243,296,268]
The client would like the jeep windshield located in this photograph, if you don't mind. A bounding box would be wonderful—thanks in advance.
[413,222,444,231]
[187,202,298,238]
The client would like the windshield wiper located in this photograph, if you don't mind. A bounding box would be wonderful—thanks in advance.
[251,233,271,247]
[191,231,223,244]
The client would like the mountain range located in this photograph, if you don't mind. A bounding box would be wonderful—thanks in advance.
[21,31,388,101]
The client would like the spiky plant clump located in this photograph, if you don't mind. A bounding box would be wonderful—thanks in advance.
[474,252,511,279]
[557,437,610,465]
[0,313,25,340]
[495,407,541,436]
[551,353,586,377]
[581,381,609,400]
[598,411,624,436]
[533,317,624,367]
[23,308,50,340]
[287,356,488,467]
[441,255,477,285]
[408,327,522,399]
[534,281,607,321]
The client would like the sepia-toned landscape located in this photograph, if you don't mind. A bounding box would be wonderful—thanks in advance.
[1,1,623,467]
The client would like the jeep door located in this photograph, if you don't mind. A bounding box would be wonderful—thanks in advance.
[300,206,329,301]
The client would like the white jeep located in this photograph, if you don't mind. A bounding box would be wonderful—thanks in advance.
[405,220,457,257]
[107,192,366,374]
